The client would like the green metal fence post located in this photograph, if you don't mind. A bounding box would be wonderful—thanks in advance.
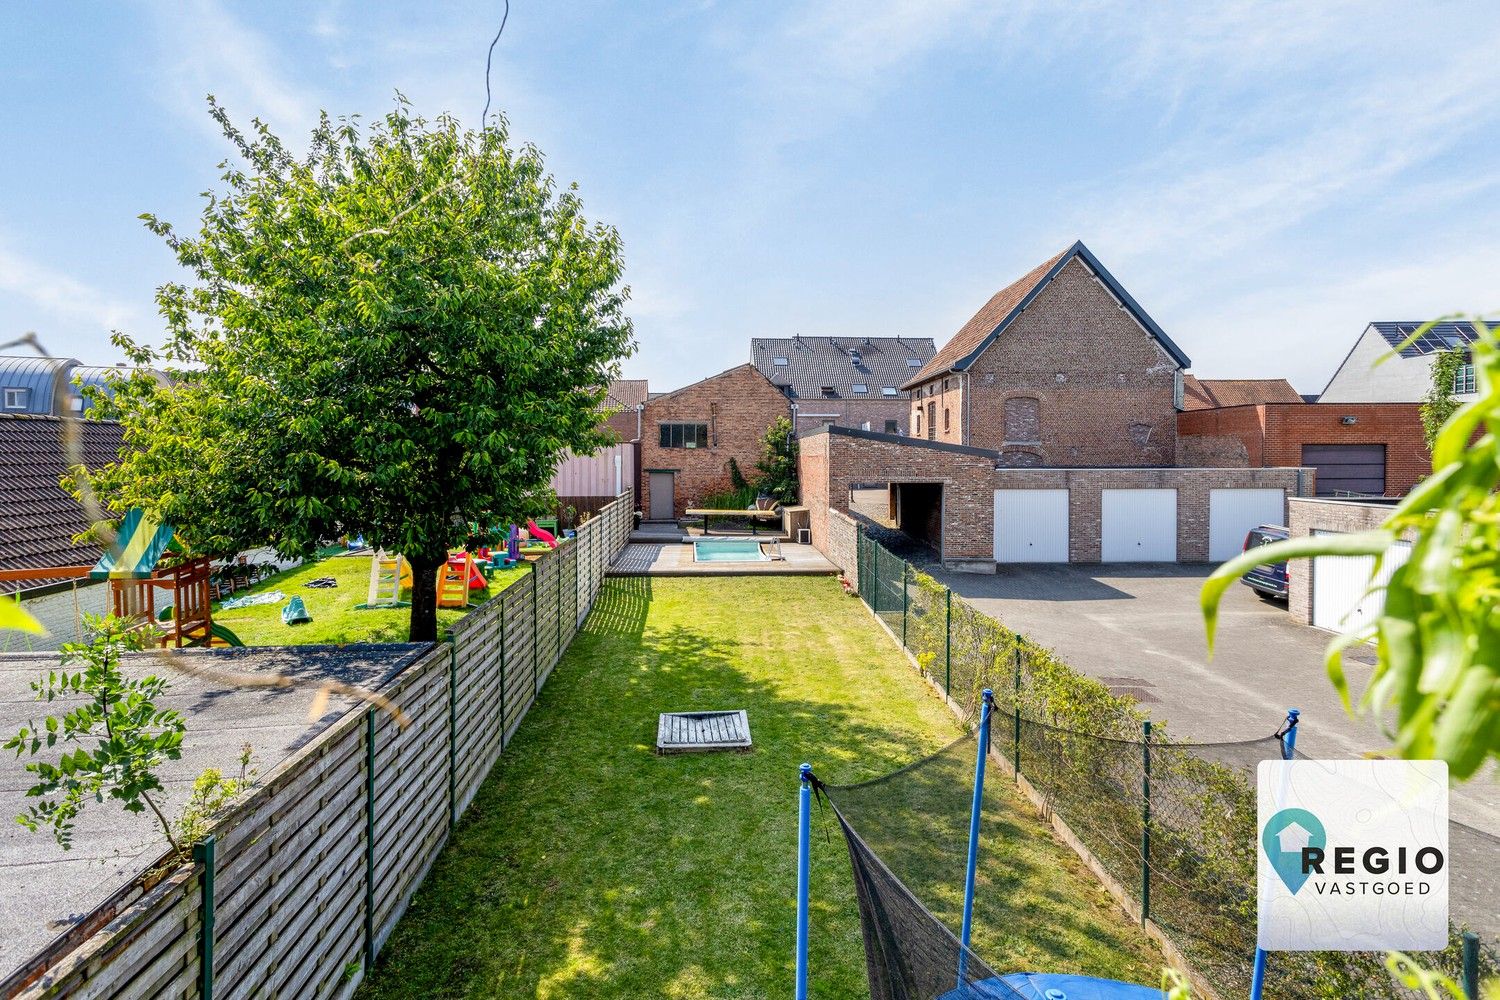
[944,588,952,697]
[1141,720,1152,926]
[364,708,377,970]
[193,834,216,1000]
[901,561,909,648]
[530,560,539,696]
[1012,644,1022,778]
[872,541,880,612]
[1462,932,1479,1000]
[447,642,457,831]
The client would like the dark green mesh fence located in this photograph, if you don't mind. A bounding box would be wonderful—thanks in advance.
[851,528,1499,1000]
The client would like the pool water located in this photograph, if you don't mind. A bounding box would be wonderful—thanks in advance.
[693,539,769,563]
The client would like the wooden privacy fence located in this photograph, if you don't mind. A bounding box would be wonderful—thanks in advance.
[6,493,633,1000]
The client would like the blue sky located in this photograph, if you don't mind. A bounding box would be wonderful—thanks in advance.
[2,2,1497,394]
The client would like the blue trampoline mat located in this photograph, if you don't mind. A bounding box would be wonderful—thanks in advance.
[937,972,1160,1000]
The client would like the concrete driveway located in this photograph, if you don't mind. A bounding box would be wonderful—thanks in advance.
[926,562,1499,937]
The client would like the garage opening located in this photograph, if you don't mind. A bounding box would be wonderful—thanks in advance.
[894,483,943,556]
[1302,444,1386,497]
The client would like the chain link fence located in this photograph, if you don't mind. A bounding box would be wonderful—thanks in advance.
[853,528,1497,1000]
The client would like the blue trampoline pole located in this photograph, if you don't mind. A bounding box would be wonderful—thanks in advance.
[796,763,812,1000]
[958,690,995,985]
[1251,709,1300,1000]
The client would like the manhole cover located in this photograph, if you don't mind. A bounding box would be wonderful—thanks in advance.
[656,710,752,753]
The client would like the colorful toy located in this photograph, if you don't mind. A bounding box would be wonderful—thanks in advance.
[526,519,558,548]
[437,554,475,608]
[358,550,410,610]
[282,595,312,625]
[507,525,521,562]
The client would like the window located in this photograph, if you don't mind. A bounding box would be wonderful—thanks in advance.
[773,356,788,366]
[906,358,922,367]
[1454,362,1476,395]
[943,408,950,431]
[821,385,836,397]
[3,387,28,409]
[659,422,708,449]
[915,410,922,433]
[884,420,899,434]
[942,378,950,391]
[851,383,868,394]
[881,387,898,397]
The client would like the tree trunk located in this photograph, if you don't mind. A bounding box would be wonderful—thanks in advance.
[408,555,444,643]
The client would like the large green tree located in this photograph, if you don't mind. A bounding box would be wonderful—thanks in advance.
[89,98,634,641]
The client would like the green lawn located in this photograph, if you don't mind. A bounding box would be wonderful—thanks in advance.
[358,576,1163,999]
[212,552,528,646]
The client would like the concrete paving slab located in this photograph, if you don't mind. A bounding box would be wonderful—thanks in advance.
[0,643,426,984]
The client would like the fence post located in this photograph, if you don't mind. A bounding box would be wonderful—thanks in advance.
[447,642,457,831]
[901,561,909,648]
[364,708,377,971]
[555,551,562,661]
[1141,719,1151,926]
[193,834,216,1000]
[1252,708,1301,1000]
[795,764,813,1000]
[958,690,995,985]
[1462,932,1480,1000]
[1012,644,1022,777]
[498,595,508,749]
[871,540,880,613]
[944,588,952,698]
[530,560,539,696]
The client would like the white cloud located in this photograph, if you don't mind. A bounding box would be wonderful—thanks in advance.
[146,0,320,139]
[0,238,141,337]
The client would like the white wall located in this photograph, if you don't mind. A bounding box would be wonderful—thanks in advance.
[1320,326,1440,403]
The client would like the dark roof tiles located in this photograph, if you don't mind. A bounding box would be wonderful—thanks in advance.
[750,336,935,400]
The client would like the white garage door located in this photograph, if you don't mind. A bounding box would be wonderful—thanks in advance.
[1101,489,1177,562]
[1208,488,1287,561]
[1311,533,1412,634]
[994,489,1069,562]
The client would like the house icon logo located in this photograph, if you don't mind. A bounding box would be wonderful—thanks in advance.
[1261,807,1326,895]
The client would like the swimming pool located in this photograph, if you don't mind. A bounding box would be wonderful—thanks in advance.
[693,538,769,563]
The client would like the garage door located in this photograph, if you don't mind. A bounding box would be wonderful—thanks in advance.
[1208,488,1287,561]
[1311,532,1412,634]
[1302,444,1386,497]
[994,489,1069,562]
[1101,489,1177,562]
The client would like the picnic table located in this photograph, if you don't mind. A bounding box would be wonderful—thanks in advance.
[685,507,783,536]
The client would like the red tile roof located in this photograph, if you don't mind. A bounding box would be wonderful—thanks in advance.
[1182,376,1303,410]
[0,415,124,594]
[603,379,649,411]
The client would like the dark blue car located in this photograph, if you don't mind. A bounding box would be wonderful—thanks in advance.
[1240,524,1289,600]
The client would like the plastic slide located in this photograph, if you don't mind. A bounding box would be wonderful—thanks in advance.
[526,519,558,548]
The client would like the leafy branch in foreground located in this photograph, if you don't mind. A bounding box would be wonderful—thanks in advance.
[3,615,186,852]
[1202,318,1498,779]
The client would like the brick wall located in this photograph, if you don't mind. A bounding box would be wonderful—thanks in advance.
[825,509,859,585]
[640,365,790,519]
[1178,403,1430,495]
[910,258,1180,465]
[1286,497,1408,625]
[909,376,965,444]
[603,408,639,442]
[799,426,1312,569]
[794,398,912,436]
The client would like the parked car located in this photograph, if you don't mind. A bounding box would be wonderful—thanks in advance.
[1240,524,1290,600]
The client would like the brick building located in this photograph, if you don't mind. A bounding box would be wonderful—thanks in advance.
[1177,402,1429,496]
[600,378,648,442]
[639,364,790,520]
[801,426,1309,571]
[901,241,1191,467]
[1182,376,1303,409]
[750,335,934,436]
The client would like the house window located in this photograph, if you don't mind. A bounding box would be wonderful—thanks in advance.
[1454,362,1476,395]
[773,356,788,366]
[821,385,836,397]
[852,383,868,394]
[884,419,899,434]
[659,422,709,449]
[906,358,922,367]
[942,378,949,391]
[3,387,28,409]
[881,387,898,396]
[943,408,950,431]
[915,410,922,433]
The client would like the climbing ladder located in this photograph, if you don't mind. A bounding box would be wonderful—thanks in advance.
[361,550,410,609]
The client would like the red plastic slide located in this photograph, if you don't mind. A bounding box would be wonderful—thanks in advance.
[526,520,558,548]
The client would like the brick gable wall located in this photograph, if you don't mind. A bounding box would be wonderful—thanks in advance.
[909,258,1179,465]
[639,365,790,519]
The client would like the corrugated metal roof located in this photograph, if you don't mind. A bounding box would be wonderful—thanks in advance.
[1369,321,1489,358]
[750,336,935,400]
[0,356,79,415]
[0,415,124,593]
